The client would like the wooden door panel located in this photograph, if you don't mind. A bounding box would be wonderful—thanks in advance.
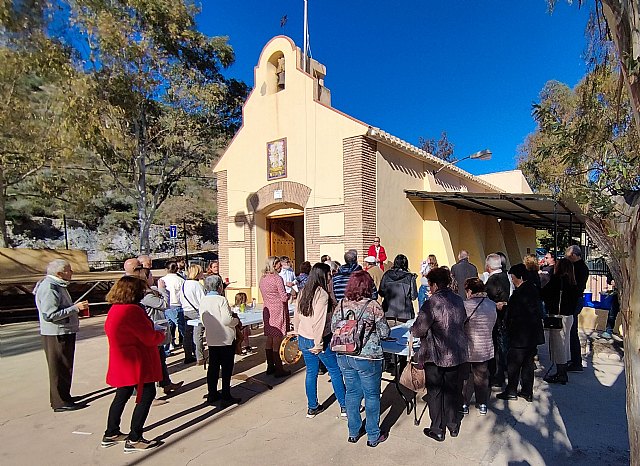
[269,219,295,260]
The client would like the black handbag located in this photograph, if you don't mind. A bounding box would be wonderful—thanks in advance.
[544,287,563,329]
[543,315,563,329]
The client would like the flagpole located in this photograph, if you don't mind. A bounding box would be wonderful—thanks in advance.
[303,0,308,72]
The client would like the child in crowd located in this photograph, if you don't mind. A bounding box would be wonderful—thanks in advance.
[232,293,254,355]
[279,256,297,300]
[296,261,312,291]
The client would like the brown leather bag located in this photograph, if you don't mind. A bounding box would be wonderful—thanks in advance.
[232,312,244,355]
[399,334,426,394]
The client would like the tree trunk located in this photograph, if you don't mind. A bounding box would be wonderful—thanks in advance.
[136,150,149,254]
[584,193,639,463]
[0,165,8,248]
[601,0,640,131]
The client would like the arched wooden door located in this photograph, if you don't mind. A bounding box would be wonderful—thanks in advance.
[268,218,296,260]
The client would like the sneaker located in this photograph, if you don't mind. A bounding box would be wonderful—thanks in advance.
[101,432,128,448]
[460,404,469,415]
[124,438,160,453]
[478,404,488,415]
[151,398,168,406]
[340,407,347,418]
[601,331,613,340]
[306,405,325,418]
[367,432,389,447]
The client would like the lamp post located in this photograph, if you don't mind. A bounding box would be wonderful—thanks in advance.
[432,149,492,176]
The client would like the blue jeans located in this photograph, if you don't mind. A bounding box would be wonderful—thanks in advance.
[297,336,346,410]
[418,285,429,309]
[605,293,620,333]
[164,307,185,349]
[337,354,383,442]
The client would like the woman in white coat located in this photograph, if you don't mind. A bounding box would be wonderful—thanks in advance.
[200,275,241,406]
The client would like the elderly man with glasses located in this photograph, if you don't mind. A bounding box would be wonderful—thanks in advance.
[35,259,90,412]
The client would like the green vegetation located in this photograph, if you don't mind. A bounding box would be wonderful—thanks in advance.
[0,0,248,251]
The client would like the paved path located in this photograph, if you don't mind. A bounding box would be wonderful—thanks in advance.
[0,316,629,465]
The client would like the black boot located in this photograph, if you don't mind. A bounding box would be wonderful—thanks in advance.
[544,364,568,385]
[265,349,276,375]
[273,352,291,378]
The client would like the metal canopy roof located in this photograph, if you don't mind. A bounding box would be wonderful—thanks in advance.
[404,191,585,234]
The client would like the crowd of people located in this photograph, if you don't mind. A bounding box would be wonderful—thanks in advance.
[33,237,595,452]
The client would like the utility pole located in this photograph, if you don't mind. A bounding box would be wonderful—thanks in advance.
[183,219,189,264]
[303,0,309,72]
[63,214,69,250]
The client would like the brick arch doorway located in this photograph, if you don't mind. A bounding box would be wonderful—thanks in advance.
[267,211,304,273]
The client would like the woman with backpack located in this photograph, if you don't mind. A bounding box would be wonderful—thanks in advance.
[293,263,346,418]
[331,270,391,447]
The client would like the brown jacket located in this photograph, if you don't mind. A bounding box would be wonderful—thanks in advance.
[411,287,468,367]
[366,265,384,302]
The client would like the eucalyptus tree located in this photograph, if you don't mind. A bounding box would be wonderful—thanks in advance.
[519,63,640,460]
[67,0,247,253]
[0,1,89,247]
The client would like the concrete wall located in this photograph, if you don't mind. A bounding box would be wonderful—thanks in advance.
[215,36,367,217]
[376,145,425,274]
[476,170,533,194]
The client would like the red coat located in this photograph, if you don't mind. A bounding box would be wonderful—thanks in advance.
[367,244,387,271]
[105,303,165,390]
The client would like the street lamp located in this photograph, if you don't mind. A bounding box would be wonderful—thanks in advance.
[432,149,492,176]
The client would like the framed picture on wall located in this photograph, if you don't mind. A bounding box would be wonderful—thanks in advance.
[267,137,287,180]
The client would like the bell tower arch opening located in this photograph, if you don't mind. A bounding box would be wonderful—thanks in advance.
[266,51,285,94]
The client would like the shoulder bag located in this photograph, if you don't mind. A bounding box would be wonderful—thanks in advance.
[543,285,563,330]
[465,297,485,325]
[399,333,426,394]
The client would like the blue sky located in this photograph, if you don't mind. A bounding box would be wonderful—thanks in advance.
[199,1,591,175]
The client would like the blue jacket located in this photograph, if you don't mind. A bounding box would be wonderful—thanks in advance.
[332,263,377,301]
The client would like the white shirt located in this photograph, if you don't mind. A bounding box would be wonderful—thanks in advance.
[180,279,205,319]
[160,273,185,307]
[279,267,296,294]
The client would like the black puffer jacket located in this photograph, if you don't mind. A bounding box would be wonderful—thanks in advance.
[505,280,544,348]
[379,268,418,321]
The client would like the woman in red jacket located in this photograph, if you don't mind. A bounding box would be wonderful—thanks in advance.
[101,276,166,453]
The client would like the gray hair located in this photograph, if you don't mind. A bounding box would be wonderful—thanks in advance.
[47,259,70,276]
[344,249,358,264]
[565,244,583,258]
[204,274,223,293]
[485,254,502,271]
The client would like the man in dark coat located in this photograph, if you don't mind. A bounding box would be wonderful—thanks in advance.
[332,249,377,301]
[496,263,544,402]
[484,253,511,388]
[450,250,478,300]
[565,245,589,372]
